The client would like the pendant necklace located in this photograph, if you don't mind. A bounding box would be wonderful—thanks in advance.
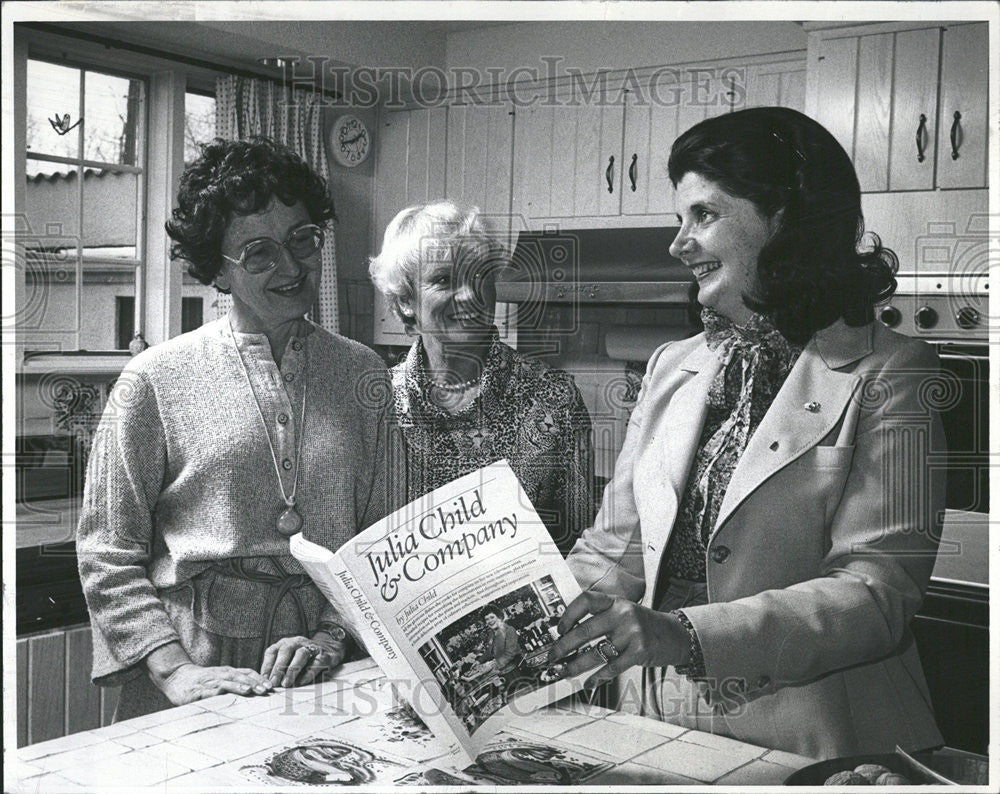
[229,318,308,536]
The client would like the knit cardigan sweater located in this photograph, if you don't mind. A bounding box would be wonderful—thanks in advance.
[77,319,401,685]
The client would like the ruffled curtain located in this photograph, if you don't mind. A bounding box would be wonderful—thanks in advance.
[213,75,338,333]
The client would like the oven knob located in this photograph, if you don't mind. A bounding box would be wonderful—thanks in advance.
[878,305,901,328]
[915,305,938,329]
[955,306,980,329]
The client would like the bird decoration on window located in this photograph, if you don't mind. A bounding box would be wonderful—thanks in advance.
[49,113,82,136]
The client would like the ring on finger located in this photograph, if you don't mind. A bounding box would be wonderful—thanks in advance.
[597,639,620,660]
[302,642,321,657]
[592,644,610,665]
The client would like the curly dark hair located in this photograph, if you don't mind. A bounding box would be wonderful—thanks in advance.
[668,107,897,344]
[165,137,335,287]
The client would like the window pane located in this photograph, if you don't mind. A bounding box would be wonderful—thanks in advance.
[181,296,204,333]
[84,71,144,166]
[182,273,220,326]
[25,160,80,238]
[78,259,138,350]
[82,168,138,259]
[26,60,81,160]
[115,296,136,349]
[184,92,216,166]
[23,160,80,347]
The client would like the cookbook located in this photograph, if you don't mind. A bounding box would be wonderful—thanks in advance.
[290,460,595,766]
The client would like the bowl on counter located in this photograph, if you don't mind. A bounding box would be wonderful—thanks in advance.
[785,748,988,786]
[785,753,919,786]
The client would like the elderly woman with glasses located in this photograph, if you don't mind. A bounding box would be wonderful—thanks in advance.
[369,200,594,555]
[77,137,397,719]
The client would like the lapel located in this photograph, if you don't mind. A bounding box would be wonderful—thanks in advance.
[709,321,873,542]
[642,340,721,556]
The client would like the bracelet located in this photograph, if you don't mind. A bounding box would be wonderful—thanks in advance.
[315,621,352,649]
[669,609,706,678]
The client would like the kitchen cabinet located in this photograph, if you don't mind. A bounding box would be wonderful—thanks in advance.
[512,54,806,226]
[446,102,516,238]
[620,59,807,217]
[935,23,989,189]
[372,106,447,345]
[806,22,988,192]
[372,104,516,346]
[512,96,625,222]
[372,55,806,255]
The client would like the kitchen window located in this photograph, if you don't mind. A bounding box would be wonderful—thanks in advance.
[23,58,146,353]
[13,30,223,548]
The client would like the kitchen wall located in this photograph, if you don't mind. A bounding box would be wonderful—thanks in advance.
[325,104,378,346]
[445,21,808,75]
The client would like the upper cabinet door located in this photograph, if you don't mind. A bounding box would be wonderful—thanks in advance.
[742,61,807,112]
[373,106,447,243]
[621,83,681,216]
[372,107,447,345]
[853,33,894,192]
[888,27,941,191]
[512,95,625,222]
[936,23,988,189]
[445,103,514,227]
[809,35,859,163]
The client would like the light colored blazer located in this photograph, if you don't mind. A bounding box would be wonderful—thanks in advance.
[567,320,946,759]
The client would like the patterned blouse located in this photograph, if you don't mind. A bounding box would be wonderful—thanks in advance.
[391,333,595,555]
[660,309,803,676]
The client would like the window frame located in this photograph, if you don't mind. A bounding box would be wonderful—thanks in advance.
[14,25,222,375]
[24,55,149,356]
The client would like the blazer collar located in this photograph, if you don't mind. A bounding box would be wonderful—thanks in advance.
[814,319,873,370]
[678,340,719,373]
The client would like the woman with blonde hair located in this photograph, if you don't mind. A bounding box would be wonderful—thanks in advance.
[369,200,594,554]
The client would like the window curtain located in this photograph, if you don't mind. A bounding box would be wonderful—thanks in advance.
[212,75,338,333]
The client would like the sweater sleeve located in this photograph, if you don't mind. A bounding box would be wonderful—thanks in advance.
[76,366,182,686]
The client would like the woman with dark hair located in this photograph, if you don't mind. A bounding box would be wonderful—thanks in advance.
[551,108,945,759]
[77,137,397,718]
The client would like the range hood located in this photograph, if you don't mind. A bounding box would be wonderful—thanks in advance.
[498,227,695,304]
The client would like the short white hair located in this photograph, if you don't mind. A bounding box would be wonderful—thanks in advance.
[368,200,506,332]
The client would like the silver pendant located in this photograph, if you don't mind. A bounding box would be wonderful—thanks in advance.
[277,505,304,536]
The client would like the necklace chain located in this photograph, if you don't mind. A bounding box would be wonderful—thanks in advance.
[228,319,308,508]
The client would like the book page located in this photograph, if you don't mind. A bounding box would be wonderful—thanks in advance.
[293,461,590,765]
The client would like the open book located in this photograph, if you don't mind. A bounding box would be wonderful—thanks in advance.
[290,461,593,766]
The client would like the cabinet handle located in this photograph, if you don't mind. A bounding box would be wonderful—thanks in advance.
[606,155,615,194]
[915,114,927,163]
[628,153,638,192]
[950,111,962,160]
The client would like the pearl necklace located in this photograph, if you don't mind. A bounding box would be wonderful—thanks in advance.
[427,375,481,392]
[228,318,308,537]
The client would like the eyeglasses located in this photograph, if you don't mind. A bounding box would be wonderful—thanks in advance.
[221,224,325,274]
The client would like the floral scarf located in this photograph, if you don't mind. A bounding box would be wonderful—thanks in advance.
[661,308,804,583]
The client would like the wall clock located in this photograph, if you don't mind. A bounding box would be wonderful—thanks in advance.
[330,113,371,167]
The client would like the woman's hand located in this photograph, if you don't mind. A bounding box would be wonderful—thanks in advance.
[146,641,272,705]
[547,591,692,688]
[156,664,273,705]
[260,633,346,688]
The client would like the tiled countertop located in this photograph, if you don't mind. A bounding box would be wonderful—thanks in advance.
[9,659,812,790]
